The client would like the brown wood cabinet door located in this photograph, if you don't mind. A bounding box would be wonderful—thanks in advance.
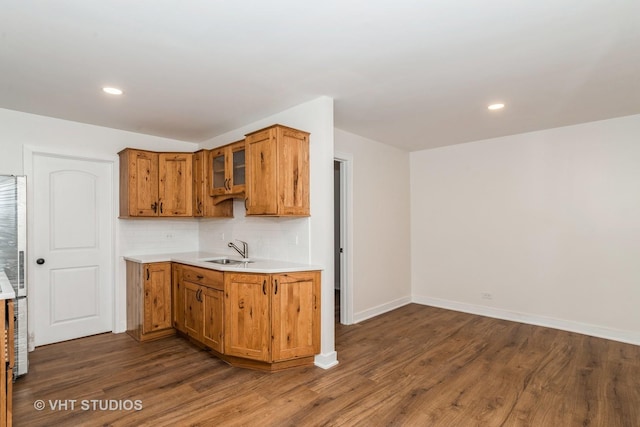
[126,149,159,216]
[229,140,246,194]
[172,264,185,333]
[209,147,229,196]
[271,271,320,361]
[159,153,193,216]
[224,273,270,361]
[1,301,8,427]
[192,150,205,216]
[143,262,172,334]
[193,150,233,218]
[245,128,278,215]
[277,127,310,216]
[183,281,203,341]
[202,288,224,353]
[209,140,245,197]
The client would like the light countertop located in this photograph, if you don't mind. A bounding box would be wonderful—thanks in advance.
[123,251,323,273]
[0,271,16,300]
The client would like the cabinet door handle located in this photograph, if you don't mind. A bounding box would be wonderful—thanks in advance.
[225,178,230,191]
[262,280,267,295]
[197,288,202,302]
[196,275,204,279]
[274,280,278,295]
[244,198,249,211]
[151,202,158,213]
[146,268,149,280]
[160,202,163,214]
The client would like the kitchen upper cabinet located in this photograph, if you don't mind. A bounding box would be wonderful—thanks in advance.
[119,149,158,217]
[126,261,175,342]
[119,124,310,219]
[209,140,246,198]
[245,125,310,216]
[159,153,193,216]
[224,270,320,368]
[119,149,193,217]
[192,150,233,218]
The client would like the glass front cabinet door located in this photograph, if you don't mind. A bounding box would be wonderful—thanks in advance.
[209,140,246,197]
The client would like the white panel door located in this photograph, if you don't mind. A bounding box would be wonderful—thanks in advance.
[33,154,113,346]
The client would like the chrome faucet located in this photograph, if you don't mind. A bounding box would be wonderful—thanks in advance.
[228,240,249,259]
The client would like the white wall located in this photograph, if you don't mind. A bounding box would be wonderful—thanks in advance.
[411,114,640,344]
[198,97,338,368]
[334,128,412,322]
[0,108,199,335]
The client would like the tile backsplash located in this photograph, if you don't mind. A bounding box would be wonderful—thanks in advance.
[199,200,311,263]
[118,201,310,263]
[119,219,199,255]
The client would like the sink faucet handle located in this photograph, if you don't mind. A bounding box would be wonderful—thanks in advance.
[228,239,249,258]
[237,240,249,258]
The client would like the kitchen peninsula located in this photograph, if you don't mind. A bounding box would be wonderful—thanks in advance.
[125,252,321,371]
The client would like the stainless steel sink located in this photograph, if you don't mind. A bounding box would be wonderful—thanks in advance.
[204,258,252,265]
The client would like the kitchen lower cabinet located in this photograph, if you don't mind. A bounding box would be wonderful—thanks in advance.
[176,265,225,353]
[224,271,321,370]
[224,273,270,361]
[130,260,321,371]
[1,299,14,427]
[183,281,203,341]
[201,287,224,353]
[172,263,185,333]
[126,261,175,342]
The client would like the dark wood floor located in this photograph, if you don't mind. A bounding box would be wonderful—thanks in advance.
[13,304,640,426]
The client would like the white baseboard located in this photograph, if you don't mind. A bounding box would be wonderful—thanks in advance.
[314,351,339,369]
[413,295,640,346]
[353,296,412,324]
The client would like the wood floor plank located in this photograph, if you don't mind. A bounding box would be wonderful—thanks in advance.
[12,304,640,426]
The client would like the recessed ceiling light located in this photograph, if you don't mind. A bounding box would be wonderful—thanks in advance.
[488,103,505,110]
[102,87,123,95]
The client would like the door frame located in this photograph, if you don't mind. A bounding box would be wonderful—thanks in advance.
[23,146,117,350]
[334,152,354,325]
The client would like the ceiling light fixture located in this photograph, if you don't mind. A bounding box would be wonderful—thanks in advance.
[102,87,124,95]
[488,103,505,110]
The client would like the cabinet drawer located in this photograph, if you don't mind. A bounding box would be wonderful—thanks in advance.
[181,265,223,290]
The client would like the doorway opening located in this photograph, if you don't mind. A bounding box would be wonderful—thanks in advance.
[334,153,353,325]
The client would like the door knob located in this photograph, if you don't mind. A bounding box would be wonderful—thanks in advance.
[36,258,45,265]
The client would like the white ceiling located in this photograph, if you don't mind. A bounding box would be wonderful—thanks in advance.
[1,1,639,151]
